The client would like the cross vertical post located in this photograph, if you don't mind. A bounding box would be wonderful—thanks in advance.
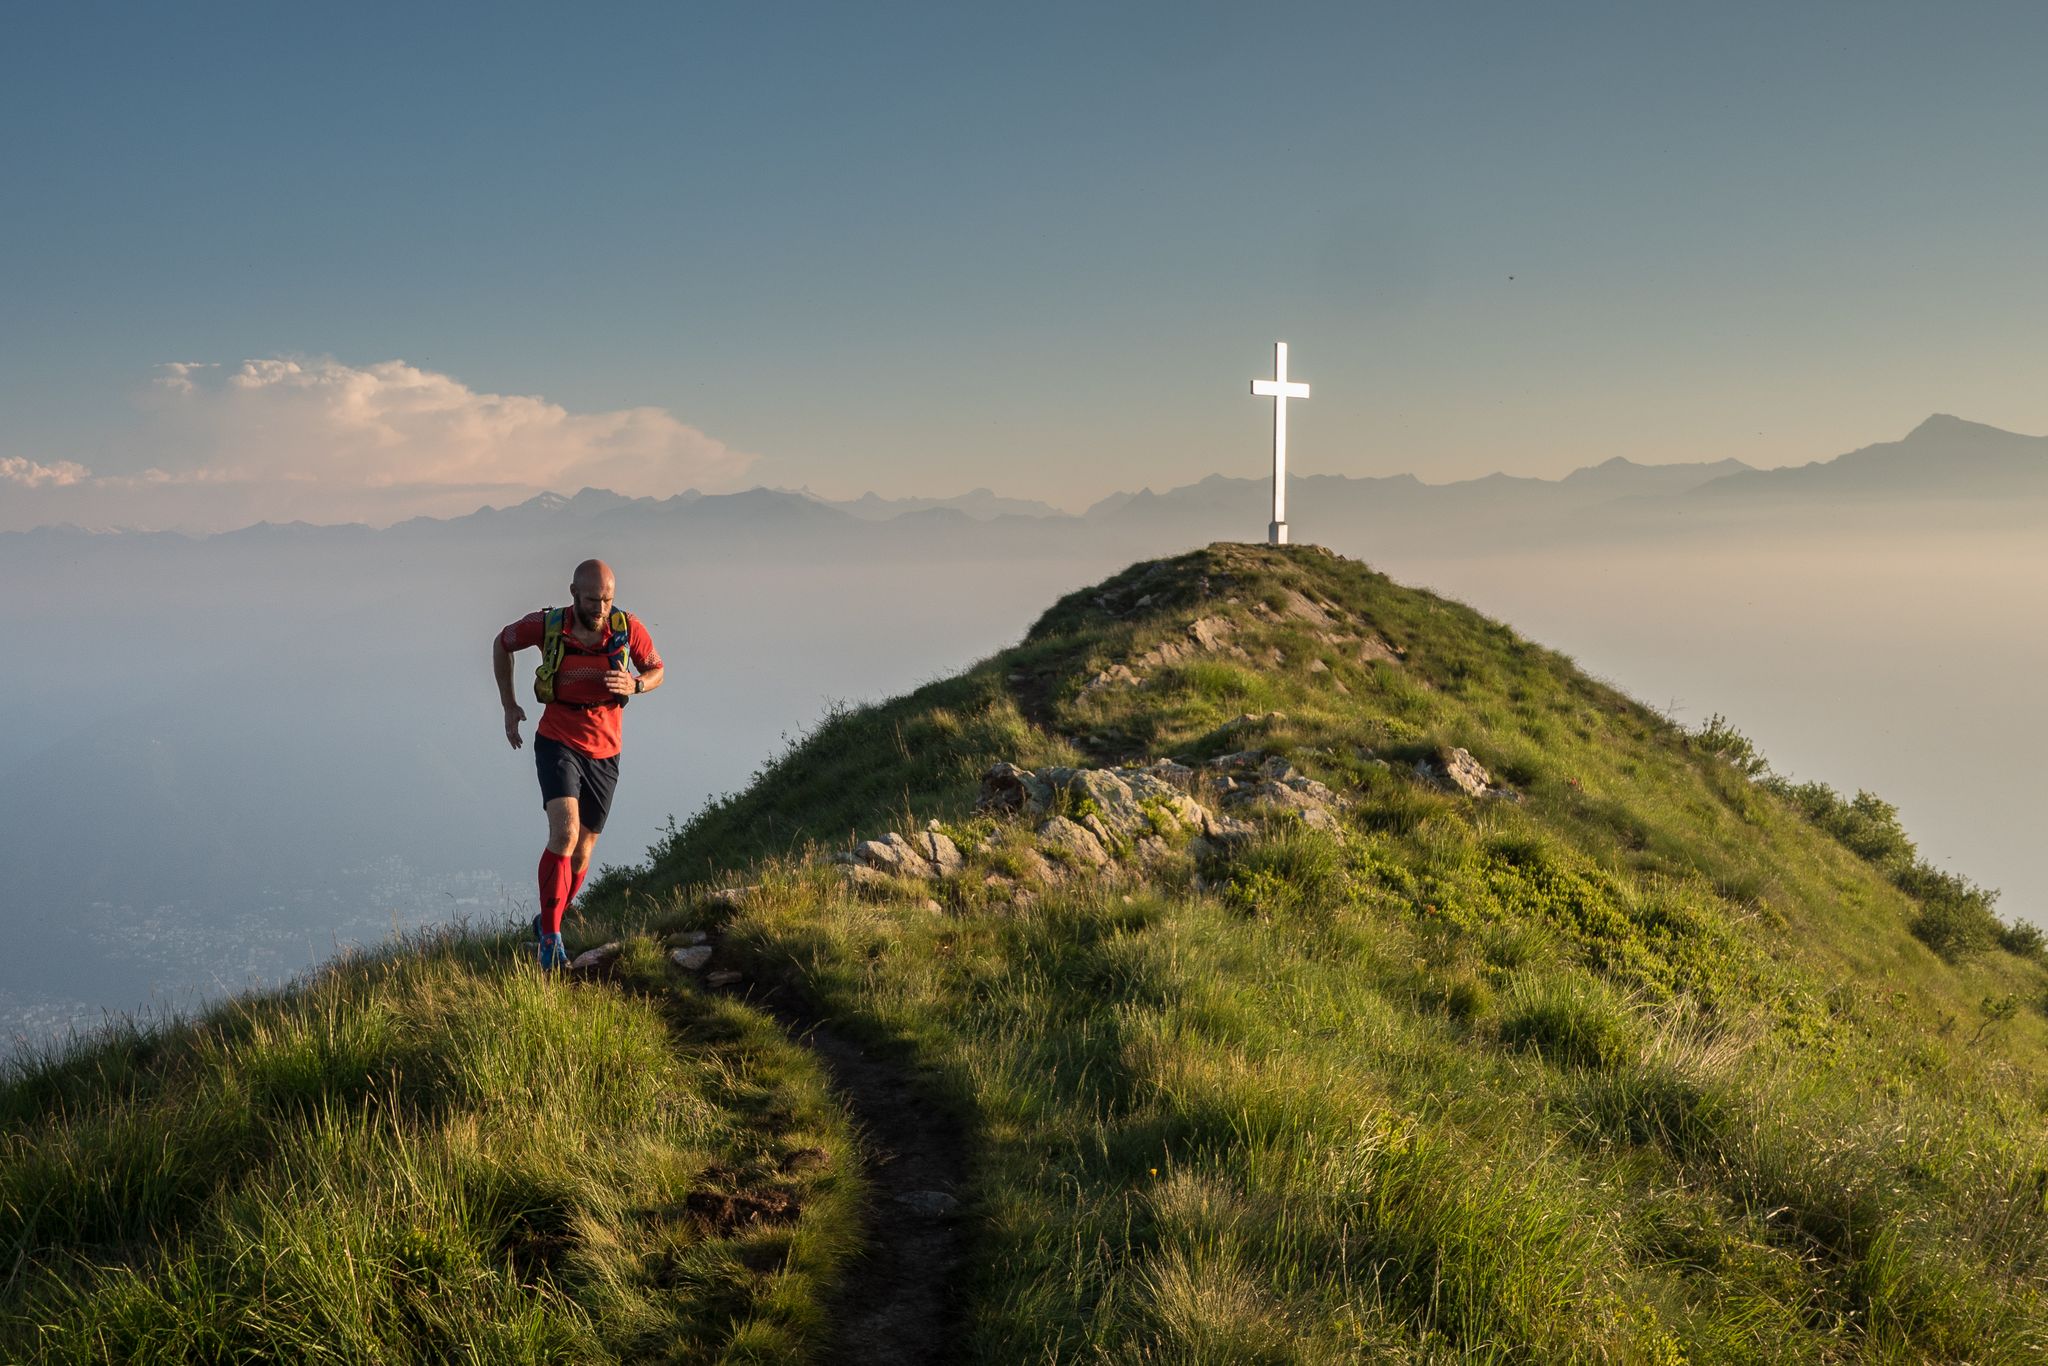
[1250,341,1310,545]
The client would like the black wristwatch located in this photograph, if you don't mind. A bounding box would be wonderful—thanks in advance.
[633,676,643,694]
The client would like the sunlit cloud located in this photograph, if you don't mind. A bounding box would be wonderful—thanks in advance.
[0,457,92,488]
[147,356,754,498]
[0,358,761,531]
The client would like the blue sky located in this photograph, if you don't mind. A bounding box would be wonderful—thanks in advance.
[4,2,2047,525]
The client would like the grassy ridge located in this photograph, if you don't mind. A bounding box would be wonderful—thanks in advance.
[0,926,859,1363]
[624,543,2048,1360]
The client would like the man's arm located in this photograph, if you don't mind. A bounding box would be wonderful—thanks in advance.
[493,637,528,749]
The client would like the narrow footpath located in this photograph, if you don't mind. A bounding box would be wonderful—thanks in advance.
[755,991,969,1366]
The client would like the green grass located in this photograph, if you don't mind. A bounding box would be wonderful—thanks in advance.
[0,927,860,1364]
[8,541,2047,1362]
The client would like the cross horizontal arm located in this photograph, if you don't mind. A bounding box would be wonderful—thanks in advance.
[1251,380,1311,399]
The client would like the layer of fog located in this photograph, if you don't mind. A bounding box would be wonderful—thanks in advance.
[2,518,2040,1052]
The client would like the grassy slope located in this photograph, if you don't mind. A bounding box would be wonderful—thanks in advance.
[625,543,2048,1362]
[5,542,2045,1363]
[0,924,860,1363]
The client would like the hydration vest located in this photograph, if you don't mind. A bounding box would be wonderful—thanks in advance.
[534,607,631,705]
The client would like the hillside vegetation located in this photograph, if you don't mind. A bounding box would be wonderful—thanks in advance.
[6,542,2047,1363]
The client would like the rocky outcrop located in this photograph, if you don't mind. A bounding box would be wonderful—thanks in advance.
[833,819,969,892]
[826,746,1361,905]
[1204,750,1351,833]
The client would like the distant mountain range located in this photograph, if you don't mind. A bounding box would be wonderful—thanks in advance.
[10,415,2044,548]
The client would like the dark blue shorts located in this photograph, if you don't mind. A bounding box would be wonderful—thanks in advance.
[534,736,620,833]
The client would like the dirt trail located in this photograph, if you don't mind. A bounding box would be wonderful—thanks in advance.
[755,990,969,1366]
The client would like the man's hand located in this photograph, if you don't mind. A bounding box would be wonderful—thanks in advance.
[603,669,636,697]
[504,702,527,749]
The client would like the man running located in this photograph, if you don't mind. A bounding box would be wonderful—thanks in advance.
[492,559,664,969]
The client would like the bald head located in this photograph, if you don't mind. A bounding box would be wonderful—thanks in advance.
[570,559,616,630]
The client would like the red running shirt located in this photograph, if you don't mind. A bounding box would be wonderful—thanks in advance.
[499,610,663,759]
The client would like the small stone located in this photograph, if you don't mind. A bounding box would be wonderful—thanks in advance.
[895,1190,959,1218]
[922,898,943,913]
[706,969,744,988]
[672,945,714,971]
[664,929,710,948]
[569,943,623,977]
[703,885,757,913]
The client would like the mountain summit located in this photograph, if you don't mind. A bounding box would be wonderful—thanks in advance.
[1696,414,2048,498]
[5,543,2044,1362]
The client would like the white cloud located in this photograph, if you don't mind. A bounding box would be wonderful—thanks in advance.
[147,356,753,498]
[0,457,91,488]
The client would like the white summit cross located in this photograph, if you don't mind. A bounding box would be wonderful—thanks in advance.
[1249,340,1310,545]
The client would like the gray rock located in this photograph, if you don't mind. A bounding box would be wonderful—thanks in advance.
[1200,809,1257,843]
[912,827,966,877]
[1276,588,1335,626]
[851,838,905,873]
[1037,815,1110,867]
[839,863,896,895]
[1081,811,1120,850]
[979,761,1054,815]
[1300,806,1342,834]
[706,969,744,988]
[1122,758,1196,791]
[1081,662,1143,694]
[880,831,937,878]
[1442,747,1493,798]
[1188,615,1236,651]
[672,945,714,971]
[1358,635,1404,665]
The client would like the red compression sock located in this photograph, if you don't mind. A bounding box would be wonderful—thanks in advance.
[566,867,587,909]
[538,850,572,937]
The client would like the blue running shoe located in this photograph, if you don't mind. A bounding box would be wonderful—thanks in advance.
[538,931,568,971]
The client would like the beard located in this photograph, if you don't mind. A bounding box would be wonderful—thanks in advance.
[575,604,603,630]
